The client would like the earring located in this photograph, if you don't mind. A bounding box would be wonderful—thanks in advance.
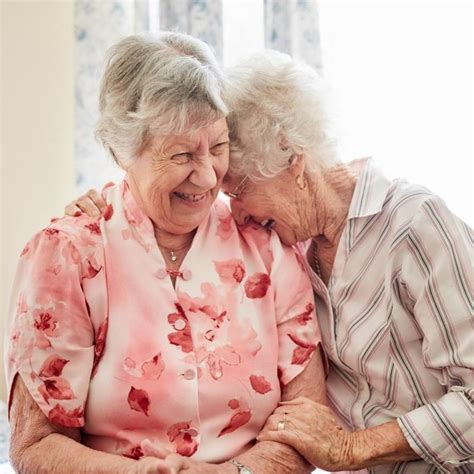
[296,174,306,190]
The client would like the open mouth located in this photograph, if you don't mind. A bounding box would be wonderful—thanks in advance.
[174,191,207,203]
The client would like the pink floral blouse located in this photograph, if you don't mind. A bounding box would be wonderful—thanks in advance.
[5,180,320,463]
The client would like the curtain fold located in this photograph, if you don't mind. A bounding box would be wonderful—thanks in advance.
[264,0,323,72]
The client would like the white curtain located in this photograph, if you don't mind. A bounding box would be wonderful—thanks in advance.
[74,0,322,191]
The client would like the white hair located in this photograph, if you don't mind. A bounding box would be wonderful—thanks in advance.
[224,50,339,180]
[97,32,228,167]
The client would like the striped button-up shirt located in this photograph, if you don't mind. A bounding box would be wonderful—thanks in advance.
[302,159,473,473]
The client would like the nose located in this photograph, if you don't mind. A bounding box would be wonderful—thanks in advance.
[189,154,217,190]
[230,199,251,226]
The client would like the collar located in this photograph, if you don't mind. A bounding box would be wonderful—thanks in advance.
[347,158,392,220]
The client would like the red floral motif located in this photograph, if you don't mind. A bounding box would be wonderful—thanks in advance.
[92,318,108,377]
[296,303,314,326]
[42,378,75,400]
[167,304,193,353]
[216,213,233,240]
[288,334,317,365]
[198,305,227,329]
[123,446,144,460]
[34,311,58,335]
[43,228,59,239]
[124,354,165,380]
[103,204,114,221]
[195,345,241,380]
[249,375,272,394]
[85,222,101,235]
[39,355,69,378]
[127,386,150,416]
[218,411,251,437]
[167,422,198,457]
[244,272,271,299]
[213,259,246,285]
[48,404,83,427]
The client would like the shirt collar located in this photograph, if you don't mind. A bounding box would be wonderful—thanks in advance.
[347,158,392,220]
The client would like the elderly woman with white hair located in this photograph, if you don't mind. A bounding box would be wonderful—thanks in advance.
[5,35,327,474]
[67,50,473,472]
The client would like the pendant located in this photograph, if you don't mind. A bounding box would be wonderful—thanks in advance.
[170,251,177,262]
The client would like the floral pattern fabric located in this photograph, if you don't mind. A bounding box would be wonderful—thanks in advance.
[5,179,320,463]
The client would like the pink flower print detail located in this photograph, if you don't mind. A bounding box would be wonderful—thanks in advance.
[48,404,84,427]
[214,259,246,285]
[288,333,317,365]
[103,204,114,221]
[168,304,193,353]
[33,311,58,335]
[249,375,272,394]
[216,213,233,240]
[167,422,198,457]
[41,378,75,400]
[43,228,59,239]
[218,398,252,437]
[244,272,271,299]
[195,345,241,380]
[92,318,108,377]
[123,446,144,460]
[123,354,165,380]
[83,256,102,280]
[296,303,314,326]
[127,386,150,416]
[85,222,101,235]
[198,305,227,329]
[39,355,69,378]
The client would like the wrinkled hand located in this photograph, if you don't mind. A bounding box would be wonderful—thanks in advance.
[257,397,357,471]
[131,453,190,473]
[65,183,113,218]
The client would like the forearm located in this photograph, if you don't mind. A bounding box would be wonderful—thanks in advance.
[12,432,138,474]
[348,420,418,470]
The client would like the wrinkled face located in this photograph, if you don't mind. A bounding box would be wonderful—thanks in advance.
[222,166,312,246]
[128,117,229,235]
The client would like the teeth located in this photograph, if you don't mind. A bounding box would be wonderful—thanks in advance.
[175,192,206,202]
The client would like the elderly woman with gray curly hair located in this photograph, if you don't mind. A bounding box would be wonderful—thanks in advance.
[5,34,327,474]
[77,48,473,473]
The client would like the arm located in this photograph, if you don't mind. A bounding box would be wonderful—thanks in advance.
[10,376,185,474]
[260,196,474,472]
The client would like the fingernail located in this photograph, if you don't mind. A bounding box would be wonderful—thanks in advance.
[74,211,81,217]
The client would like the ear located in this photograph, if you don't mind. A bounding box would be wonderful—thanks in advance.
[288,153,306,177]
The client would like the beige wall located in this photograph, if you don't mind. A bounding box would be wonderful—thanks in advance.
[1,0,76,400]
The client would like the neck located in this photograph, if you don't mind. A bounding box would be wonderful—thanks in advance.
[153,227,195,252]
[308,163,359,280]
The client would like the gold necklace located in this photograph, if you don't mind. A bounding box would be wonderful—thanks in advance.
[159,242,192,264]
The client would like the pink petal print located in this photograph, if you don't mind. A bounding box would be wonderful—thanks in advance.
[39,355,69,378]
[102,204,114,221]
[127,386,150,416]
[218,410,252,437]
[244,272,271,299]
[228,399,240,410]
[213,259,246,285]
[123,446,144,460]
[34,311,58,336]
[48,404,84,428]
[296,303,314,326]
[217,345,241,365]
[20,245,30,257]
[43,378,75,400]
[288,334,317,365]
[141,353,165,380]
[168,304,193,353]
[249,375,272,394]
[85,222,101,235]
[43,228,59,239]
[167,422,199,457]
[92,318,108,377]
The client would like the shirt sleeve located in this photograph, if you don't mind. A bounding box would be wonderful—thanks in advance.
[4,227,95,428]
[269,233,322,386]
[396,196,474,472]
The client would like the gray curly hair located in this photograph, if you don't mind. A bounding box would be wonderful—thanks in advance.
[224,50,339,180]
[96,32,228,168]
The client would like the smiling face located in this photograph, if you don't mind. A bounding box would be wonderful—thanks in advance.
[222,157,315,246]
[127,117,229,235]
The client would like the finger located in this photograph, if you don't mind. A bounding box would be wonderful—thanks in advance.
[164,453,190,472]
[140,438,171,458]
[65,203,82,217]
[76,196,101,218]
[86,189,107,213]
